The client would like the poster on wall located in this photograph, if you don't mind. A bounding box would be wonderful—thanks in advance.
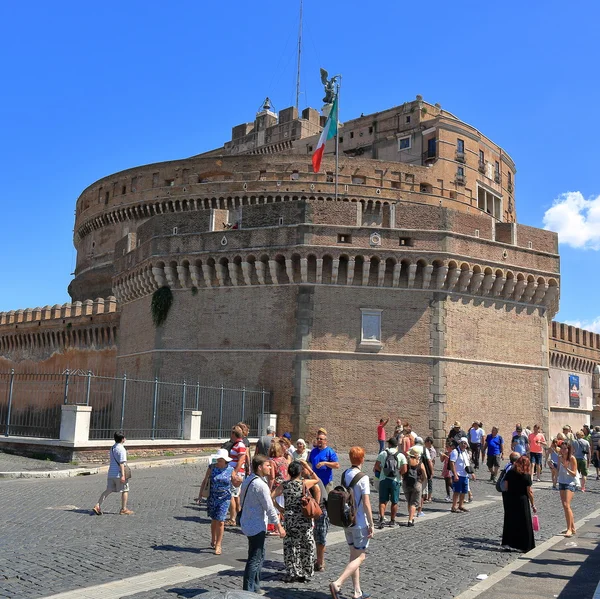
[569,374,580,408]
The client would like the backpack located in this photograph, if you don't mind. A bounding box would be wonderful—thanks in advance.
[382,450,398,478]
[421,449,432,479]
[327,468,368,528]
[403,463,419,488]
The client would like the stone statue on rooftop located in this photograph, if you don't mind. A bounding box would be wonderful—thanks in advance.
[320,68,337,104]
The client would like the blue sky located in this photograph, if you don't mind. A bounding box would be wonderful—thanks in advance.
[0,1,598,331]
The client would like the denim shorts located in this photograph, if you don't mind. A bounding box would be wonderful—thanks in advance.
[314,512,329,545]
[452,476,469,494]
[530,452,543,466]
[345,526,370,550]
[559,482,576,492]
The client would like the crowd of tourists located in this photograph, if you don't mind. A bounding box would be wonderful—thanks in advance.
[91,418,600,598]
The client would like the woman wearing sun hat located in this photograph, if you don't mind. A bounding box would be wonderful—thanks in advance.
[197,448,242,554]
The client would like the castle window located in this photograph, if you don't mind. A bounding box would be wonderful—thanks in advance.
[278,216,284,225]
[360,308,382,348]
[104,191,110,205]
[420,183,432,193]
[398,136,411,151]
[308,145,313,152]
[172,227,178,235]
[165,179,175,187]
[457,139,465,153]
[350,132,354,139]
[399,237,413,246]
[337,233,352,243]
[479,150,485,163]
[290,171,300,181]
[121,185,127,195]
[406,116,411,124]
[326,172,334,182]
[528,241,533,249]
[152,173,159,188]
[259,170,266,180]
[131,176,138,192]
[352,176,366,185]
[369,126,373,134]
[339,136,344,143]
[391,181,400,189]
[477,184,502,220]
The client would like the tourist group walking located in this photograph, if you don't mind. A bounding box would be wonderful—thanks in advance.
[89,416,599,597]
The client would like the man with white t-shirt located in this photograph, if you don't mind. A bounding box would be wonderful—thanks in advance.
[92,431,133,516]
[468,422,485,470]
[449,437,474,514]
[329,446,374,599]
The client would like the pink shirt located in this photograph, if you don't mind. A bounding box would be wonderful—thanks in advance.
[377,424,386,441]
[529,432,546,454]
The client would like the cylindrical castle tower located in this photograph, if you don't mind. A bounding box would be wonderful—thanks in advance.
[70,98,560,449]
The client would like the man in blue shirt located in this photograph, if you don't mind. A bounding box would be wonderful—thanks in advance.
[309,429,340,491]
[482,426,504,483]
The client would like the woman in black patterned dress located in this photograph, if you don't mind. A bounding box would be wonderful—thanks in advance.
[272,460,319,582]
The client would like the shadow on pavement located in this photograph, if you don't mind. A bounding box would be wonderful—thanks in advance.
[152,544,211,554]
[457,536,504,552]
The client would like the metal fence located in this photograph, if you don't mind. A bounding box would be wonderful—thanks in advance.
[0,370,270,441]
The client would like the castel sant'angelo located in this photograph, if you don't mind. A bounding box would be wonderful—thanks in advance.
[1,93,599,449]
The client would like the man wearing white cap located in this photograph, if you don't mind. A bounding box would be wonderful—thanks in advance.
[449,437,473,513]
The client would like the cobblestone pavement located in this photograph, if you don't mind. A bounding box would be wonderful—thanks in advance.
[1,456,599,599]
[0,451,84,473]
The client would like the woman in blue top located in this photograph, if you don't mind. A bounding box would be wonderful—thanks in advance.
[197,448,242,554]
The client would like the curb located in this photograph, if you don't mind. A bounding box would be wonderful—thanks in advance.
[0,454,210,479]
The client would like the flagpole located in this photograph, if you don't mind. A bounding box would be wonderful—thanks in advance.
[335,77,341,202]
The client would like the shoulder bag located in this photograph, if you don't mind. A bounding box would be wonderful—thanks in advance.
[201,465,212,498]
[301,482,323,520]
[112,447,132,480]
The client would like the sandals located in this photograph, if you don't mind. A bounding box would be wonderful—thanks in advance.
[329,582,341,599]
[224,519,236,526]
[451,508,461,513]
[214,545,222,555]
[459,507,470,513]
[92,505,102,516]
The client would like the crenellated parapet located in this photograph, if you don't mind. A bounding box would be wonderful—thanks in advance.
[0,297,117,326]
[549,321,600,374]
[0,297,120,361]
[113,252,559,316]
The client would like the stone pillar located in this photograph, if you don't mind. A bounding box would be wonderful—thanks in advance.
[469,272,485,294]
[480,273,496,296]
[392,263,402,287]
[164,266,178,287]
[184,411,202,440]
[377,261,386,287]
[513,279,527,302]
[316,258,323,284]
[434,266,449,289]
[228,262,240,286]
[189,265,202,288]
[503,278,517,299]
[203,264,214,288]
[285,259,295,284]
[445,268,461,291]
[347,258,356,285]
[429,293,448,450]
[268,260,279,285]
[152,266,167,287]
[521,280,538,303]
[255,261,266,285]
[458,270,473,293]
[215,263,227,286]
[331,259,340,284]
[60,405,92,445]
[361,261,370,286]
[260,413,278,436]
[241,261,252,286]
[300,258,308,283]
[407,263,418,288]
[491,276,506,297]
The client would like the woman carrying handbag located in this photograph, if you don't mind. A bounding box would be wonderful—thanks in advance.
[272,460,320,583]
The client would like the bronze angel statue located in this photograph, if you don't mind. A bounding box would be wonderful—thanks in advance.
[320,68,337,104]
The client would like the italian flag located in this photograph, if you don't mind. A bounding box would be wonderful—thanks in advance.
[312,95,338,173]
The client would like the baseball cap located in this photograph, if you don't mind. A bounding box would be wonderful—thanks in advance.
[282,432,292,440]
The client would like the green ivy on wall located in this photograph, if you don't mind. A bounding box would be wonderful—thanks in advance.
[151,286,173,327]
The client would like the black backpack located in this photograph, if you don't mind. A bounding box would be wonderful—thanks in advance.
[421,450,432,479]
[403,463,419,488]
[327,469,368,528]
[382,450,398,477]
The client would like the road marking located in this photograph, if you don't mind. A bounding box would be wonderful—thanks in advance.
[454,505,600,599]
[41,564,233,599]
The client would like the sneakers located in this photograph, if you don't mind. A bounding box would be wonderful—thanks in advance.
[407,520,415,527]
[417,511,424,518]
[388,519,397,527]
[444,496,451,502]
[119,508,134,515]
[377,517,387,529]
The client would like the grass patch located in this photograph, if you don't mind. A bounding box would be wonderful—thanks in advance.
[164,451,176,457]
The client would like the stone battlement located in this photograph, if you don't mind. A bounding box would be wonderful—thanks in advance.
[0,297,117,326]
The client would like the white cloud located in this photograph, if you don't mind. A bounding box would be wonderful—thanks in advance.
[564,318,600,334]
[543,191,600,250]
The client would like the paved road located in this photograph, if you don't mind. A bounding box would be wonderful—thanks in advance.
[1,456,600,599]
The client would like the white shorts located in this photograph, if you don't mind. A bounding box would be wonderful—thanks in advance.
[344,526,370,550]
